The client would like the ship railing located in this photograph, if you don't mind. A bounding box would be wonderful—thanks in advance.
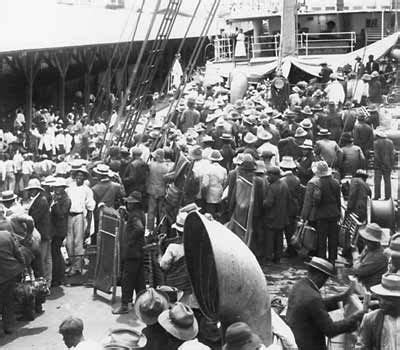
[213,36,253,61]
[297,32,356,55]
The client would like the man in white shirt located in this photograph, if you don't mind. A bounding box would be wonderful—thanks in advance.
[324,73,345,106]
[65,166,95,276]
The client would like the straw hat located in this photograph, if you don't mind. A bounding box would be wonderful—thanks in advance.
[256,127,272,141]
[317,128,331,137]
[243,132,257,145]
[209,150,223,162]
[93,164,112,177]
[361,74,371,81]
[103,327,147,349]
[370,274,400,298]
[52,177,68,188]
[299,139,313,149]
[300,118,312,129]
[359,223,383,243]
[158,303,199,341]
[279,156,297,169]
[375,129,387,138]
[305,257,336,277]
[294,127,307,138]
[313,161,332,177]
[239,153,256,171]
[188,146,203,161]
[0,190,17,202]
[301,106,313,116]
[25,178,44,191]
[134,288,170,325]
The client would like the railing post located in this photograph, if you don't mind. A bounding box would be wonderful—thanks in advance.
[305,33,308,56]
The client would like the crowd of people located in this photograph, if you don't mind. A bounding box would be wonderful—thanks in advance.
[0,52,400,349]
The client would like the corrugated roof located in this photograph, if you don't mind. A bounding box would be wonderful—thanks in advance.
[0,0,219,54]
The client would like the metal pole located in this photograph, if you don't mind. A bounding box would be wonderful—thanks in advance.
[395,0,399,33]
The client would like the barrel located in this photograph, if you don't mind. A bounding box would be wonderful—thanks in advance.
[229,70,248,104]
[183,212,272,346]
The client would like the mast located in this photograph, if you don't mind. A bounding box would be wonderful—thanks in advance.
[278,0,297,69]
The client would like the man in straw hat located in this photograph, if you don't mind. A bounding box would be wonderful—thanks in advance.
[65,166,95,277]
[352,223,388,290]
[257,127,279,167]
[134,287,170,350]
[113,191,146,314]
[301,161,341,263]
[25,178,52,288]
[315,129,341,168]
[358,273,400,349]
[278,126,306,161]
[158,302,201,349]
[373,129,395,200]
[50,178,71,287]
[297,139,316,185]
[287,257,365,350]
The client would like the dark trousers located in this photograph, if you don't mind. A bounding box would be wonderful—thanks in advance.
[265,226,284,262]
[121,258,145,305]
[374,169,391,199]
[0,277,17,331]
[316,219,339,263]
[51,236,65,285]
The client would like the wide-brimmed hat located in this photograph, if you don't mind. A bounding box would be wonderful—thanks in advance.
[294,127,307,138]
[24,178,44,191]
[279,156,297,169]
[158,303,199,341]
[239,153,256,170]
[299,139,313,149]
[0,190,17,202]
[305,257,336,277]
[371,70,380,78]
[93,164,112,177]
[233,153,245,165]
[254,160,266,175]
[370,274,400,298]
[103,327,147,349]
[243,132,257,144]
[301,106,313,116]
[205,113,219,124]
[209,150,223,162]
[384,233,400,257]
[368,104,378,112]
[257,127,272,141]
[222,322,262,350]
[172,211,188,232]
[134,288,170,325]
[313,161,332,177]
[156,286,184,304]
[300,118,312,129]
[201,135,214,144]
[375,129,387,138]
[194,123,206,133]
[152,148,165,161]
[311,104,323,112]
[188,146,203,161]
[359,223,383,243]
[125,191,142,204]
[317,128,331,137]
[52,177,68,188]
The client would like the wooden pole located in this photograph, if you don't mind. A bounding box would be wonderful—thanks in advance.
[53,50,71,120]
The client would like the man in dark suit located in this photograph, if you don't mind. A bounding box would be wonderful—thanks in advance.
[365,54,379,74]
[287,257,364,350]
[374,130,395,200]
[26,178,52,288]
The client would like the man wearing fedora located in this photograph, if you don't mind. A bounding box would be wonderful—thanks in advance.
[123,147,148,199]
[278,126,306,161]
[287,257,364,350]
[297,139,316,185]
[358,273,400,349]
[223,322,264,350]
[315,129,341,168]
[26,178,52,288]
[113,191,146,314]
[50,178,71,287]
[352,223,388,290]
[373,130,395,200]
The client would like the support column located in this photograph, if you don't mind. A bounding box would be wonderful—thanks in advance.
[75,47,98,110]
[52,50,71,119]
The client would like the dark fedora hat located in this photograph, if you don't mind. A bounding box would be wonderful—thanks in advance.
[0,190,17,202]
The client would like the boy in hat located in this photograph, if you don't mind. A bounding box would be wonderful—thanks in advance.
[358,273,400,349]
[287,257,364,350]
[113,191,146,314]
[352,223,388,290]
